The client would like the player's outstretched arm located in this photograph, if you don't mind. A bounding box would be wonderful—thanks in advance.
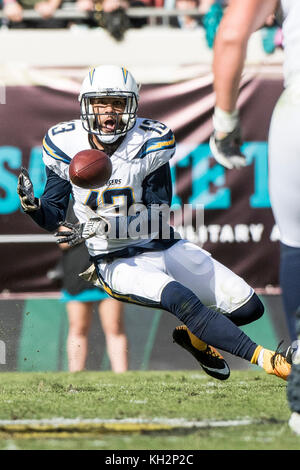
[18,166,72,232]
[213,0,278,112]
[17,167,40,212]
[210,0,278,169]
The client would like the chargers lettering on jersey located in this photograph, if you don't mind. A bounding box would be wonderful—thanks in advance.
[106,179,122,186]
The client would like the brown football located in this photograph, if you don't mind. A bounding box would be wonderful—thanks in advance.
[69,149,112,189]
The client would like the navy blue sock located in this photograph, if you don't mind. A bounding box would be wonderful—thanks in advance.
[223,293,264,327]
[280,242,300,341]
[161,281,258,362]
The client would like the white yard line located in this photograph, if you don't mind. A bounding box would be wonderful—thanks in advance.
[0,417,256,429]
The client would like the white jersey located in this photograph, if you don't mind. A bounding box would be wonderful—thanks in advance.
[281,0,300,86]
[42,118,176,257]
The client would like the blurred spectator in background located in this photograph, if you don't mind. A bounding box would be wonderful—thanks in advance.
[96,0,131,39]
[202,0,225,48]
[57,202,128,373]
[201,0,228,13]
[74,0,147,39]
[199,0,216,13]
[166,0,226,13]
[75,0,94,11]
[171,0,201,30]
[2,0,68,27]
[141,0,163,7]
[127,0,147,28]
[261,10,283,55]
[168,0,225,41]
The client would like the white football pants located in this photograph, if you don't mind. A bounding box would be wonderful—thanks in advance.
[95,239,253,312]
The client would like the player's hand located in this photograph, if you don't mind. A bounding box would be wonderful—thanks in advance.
[209,107,247,170]
[3,2,24,22]
[54,222,84,247]
[82,216,110,239]
[17,167,40,212]
[209,127,246,170]
[34,0,59,18]
[54,218,110,247]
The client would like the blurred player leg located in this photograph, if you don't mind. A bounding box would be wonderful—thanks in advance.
[99,298,128,373]
[269,83,300,342]
[66,301,93,371]
[288,308,300,435]
[280,243,300,341]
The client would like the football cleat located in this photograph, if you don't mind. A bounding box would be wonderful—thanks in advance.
[172,325,230,380]
[262,342,291,381]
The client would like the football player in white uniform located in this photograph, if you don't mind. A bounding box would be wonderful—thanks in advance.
[18,65,291,382]
[209,0,300,432]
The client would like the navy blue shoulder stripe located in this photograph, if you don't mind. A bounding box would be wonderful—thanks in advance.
[134,129,176,160]
[43,132,72,165]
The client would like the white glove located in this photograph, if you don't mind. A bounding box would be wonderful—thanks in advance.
[82,216,110,239]
[55,217,110,247]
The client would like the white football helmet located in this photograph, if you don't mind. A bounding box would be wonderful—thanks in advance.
[79,65,140,144]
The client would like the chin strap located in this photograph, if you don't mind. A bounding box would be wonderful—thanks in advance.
[96,133,124,145]
[88,133,125,156]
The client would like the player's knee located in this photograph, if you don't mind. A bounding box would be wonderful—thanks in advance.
[227,293,264,326]
[160,280,217,333]
[160,281,196,321]
[244,293,265,322]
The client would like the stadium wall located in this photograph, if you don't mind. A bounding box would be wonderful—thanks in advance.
[0,293,291,372]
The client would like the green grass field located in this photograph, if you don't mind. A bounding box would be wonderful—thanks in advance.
[0,370,299,450]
